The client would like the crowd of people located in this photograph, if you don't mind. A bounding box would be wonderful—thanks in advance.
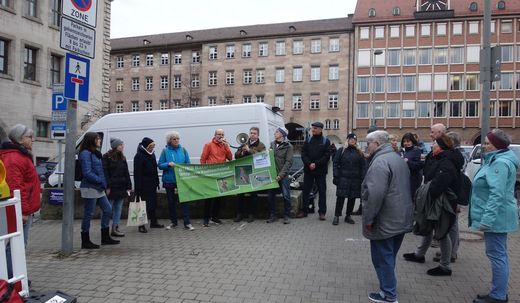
[1,121,518,303]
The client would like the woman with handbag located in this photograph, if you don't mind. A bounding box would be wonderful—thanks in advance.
[79,132,119,249]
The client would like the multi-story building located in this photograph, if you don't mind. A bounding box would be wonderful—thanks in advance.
[353,0,520,143]
[110,18,354,145]
[0,0,112,162]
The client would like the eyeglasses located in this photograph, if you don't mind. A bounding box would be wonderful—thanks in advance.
[171,138,180,141]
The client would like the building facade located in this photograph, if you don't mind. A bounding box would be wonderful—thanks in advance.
[110,18,354,145]
[353,0,520,143]
[0,0,112,162]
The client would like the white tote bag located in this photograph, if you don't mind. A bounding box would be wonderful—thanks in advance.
[127,198,148,227]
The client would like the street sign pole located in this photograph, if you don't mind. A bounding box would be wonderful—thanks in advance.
[481,0,491,145]
[61,99,77,256]
[57,140,63,187]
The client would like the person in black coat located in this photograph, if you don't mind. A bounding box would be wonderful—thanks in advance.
[102,138,132,237]
[332,133,366,225]
[400,133,423,199]
[133,137,162,233]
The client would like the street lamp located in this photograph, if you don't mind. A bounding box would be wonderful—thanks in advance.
[369,49,384,133]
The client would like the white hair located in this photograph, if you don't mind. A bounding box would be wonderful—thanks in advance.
[165,131,180,144]
[431,123,446,134]
[366,130,389,145]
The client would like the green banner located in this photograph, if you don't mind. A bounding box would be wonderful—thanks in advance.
[174,150,279,202]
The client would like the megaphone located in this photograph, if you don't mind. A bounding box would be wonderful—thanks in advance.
[236,133,249,145]
[0,160,10,200]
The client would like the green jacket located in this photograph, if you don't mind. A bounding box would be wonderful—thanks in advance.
[270,140,293,179]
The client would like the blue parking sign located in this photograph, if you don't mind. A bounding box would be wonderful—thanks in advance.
[64,53,90,102]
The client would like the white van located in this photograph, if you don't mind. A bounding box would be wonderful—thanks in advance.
[48,103,285,186]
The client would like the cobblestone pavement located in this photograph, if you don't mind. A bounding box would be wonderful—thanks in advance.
[25,171,520,303]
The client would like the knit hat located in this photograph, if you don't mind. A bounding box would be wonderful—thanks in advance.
[311,121,324,129]
[277,127,288,137]
[486,131,509,150]
[110,137,124,150]
[140,137,154,148]
[8,124,33,144]
[435,134,454,151]
[346,133,357,140]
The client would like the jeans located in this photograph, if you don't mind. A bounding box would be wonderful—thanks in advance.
[484,232,509,301]
[166,185,191,226]
[81,195,112,232]
[416,231,452,269]
[449,214,460,258]
[6,215,33,278]
[370,233,405,301]
[204,198,221,222]
[109,198,124,226]
[334,197,356,217]
[268,178,291,217]
[301,173,327,214]
[237,192,258,217]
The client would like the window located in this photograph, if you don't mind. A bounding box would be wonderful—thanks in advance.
[256,69,265,84]
[160,76,168,89]
[293,67,302,82]
[116,79,123,92]
[393,6,401,16]
[116,56,124,68]
[490,101,496,116]
[51,0,61,26]
[328,65,339,80]
[368,8,376,17]
[390,26,400,38]
[433,101,446,117]
[387,103,400,118]
[191,51,200,63]
[469,2,478,11]
[450,74,463,91]
[421,24,431,36]
[501,20,512,33]
[500,72,513,90]
[310,95,320,110]
[226,45,235,59]
[293,40,304,54]
[469,21,479,34]
[358,77,369,93]
[450,47,464,64]
[243,70,252,84]
[36,120,49,138]
[131,101,139,112]
[311,39,321,53]
[405,24,415,37]
[403,75,416,92]
[208,72,217,86]
[467,45,480,63]
[418,102,430,117]
[255,95,265,103]
[517,45,520,61]
[242,44,251,57]
[275,68,285,83]
[325,119,331,129]
[499,100,512,116]
[388,49,401,66]
[434,74,448,91]
[437,23,447,36]
[375,27,384,39]
[374,103,384,118]
[50,54,61,85]
[242,96,252,103]
[357,103,369,118]
[329,38,340,52]
[275,95,285,109]
[26,0,37,17]
[292,95,302,110]
[145,77,153,90]
[373,76,385,93]
[132,54,140,67]
[115,103,123,113]
[24,46,37,81]
[501,45,513,62]
[403,49,416,65]
[208,97,217,106]
[418,74,431,91]
[517,101,520,116]
[131,78,139,90]
[360,27,369,40]
[435,47,447,64]
[161,53,169,65]
[209,46,218,60]
[173,100,181,109]
[174,53,181,64]
[1,0,12,8]
[466,74,479,90]
[418,48,432,65]
[144,100,153,111]
[491,20,496,33]
[402,101,415,118]
[191,74,200,88]
[450,101,463,117]
[259,42,268,56]
[276,41,286,55]
[374,50,386,66]
[452,22,463,35]
[358,49,371,67]
[332,119,339,130]
[190,100,200,108]
[328,94,338,109]
[174,75,182,88]
[225,71,235,85]
[226,97,235,105]
[146,54,153,66]
[517,73,520,89]
[466,101,479,117]
[387,76,400,92]
[310,66,320,81]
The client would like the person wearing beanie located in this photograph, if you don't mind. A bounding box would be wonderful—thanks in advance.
[470,129,518,303]
[103,138,132,237]
[133,137,162,233]
[403,133,464,277]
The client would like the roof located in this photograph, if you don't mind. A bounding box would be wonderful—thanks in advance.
[353,0,520,24]
[111,17,353,52]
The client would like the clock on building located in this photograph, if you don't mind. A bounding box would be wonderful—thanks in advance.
[419,0,448,11]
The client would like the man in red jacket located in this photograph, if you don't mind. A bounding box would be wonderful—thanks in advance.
[0,124,41,277]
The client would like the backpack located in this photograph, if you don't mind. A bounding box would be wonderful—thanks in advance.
[0,280,24,303]
[457,171,472,206]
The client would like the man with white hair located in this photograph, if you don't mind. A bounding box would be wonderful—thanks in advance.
[362,131,414,303]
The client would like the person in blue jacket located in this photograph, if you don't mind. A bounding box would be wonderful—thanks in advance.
[470,129,519,303]
[158,131,194,230]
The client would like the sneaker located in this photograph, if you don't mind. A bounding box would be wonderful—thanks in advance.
[319,214,326,221]
[165,223,177,230]
[368,291,398,303]
[184,224,195,231]
[266,216,278,223]
[210,218,222,224]
[283,216,290,224]
[332,216,339,225]
[402,253,425,263]
[426,266,452,276]
[475,294,508,303]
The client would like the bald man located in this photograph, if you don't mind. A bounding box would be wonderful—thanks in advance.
[430,123,446,141]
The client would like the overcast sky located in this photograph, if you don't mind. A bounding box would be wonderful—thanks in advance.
[111,0,357,38]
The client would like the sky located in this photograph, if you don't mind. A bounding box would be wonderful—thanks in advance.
[110,0,358,38]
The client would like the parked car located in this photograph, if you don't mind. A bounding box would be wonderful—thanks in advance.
[35,161,58,185]
[458,145,474,164]
[288,154,318,213]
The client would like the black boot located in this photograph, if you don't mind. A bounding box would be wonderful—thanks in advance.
[81,231,100,249]
[138,225,148,233]
[101,227,120,245]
